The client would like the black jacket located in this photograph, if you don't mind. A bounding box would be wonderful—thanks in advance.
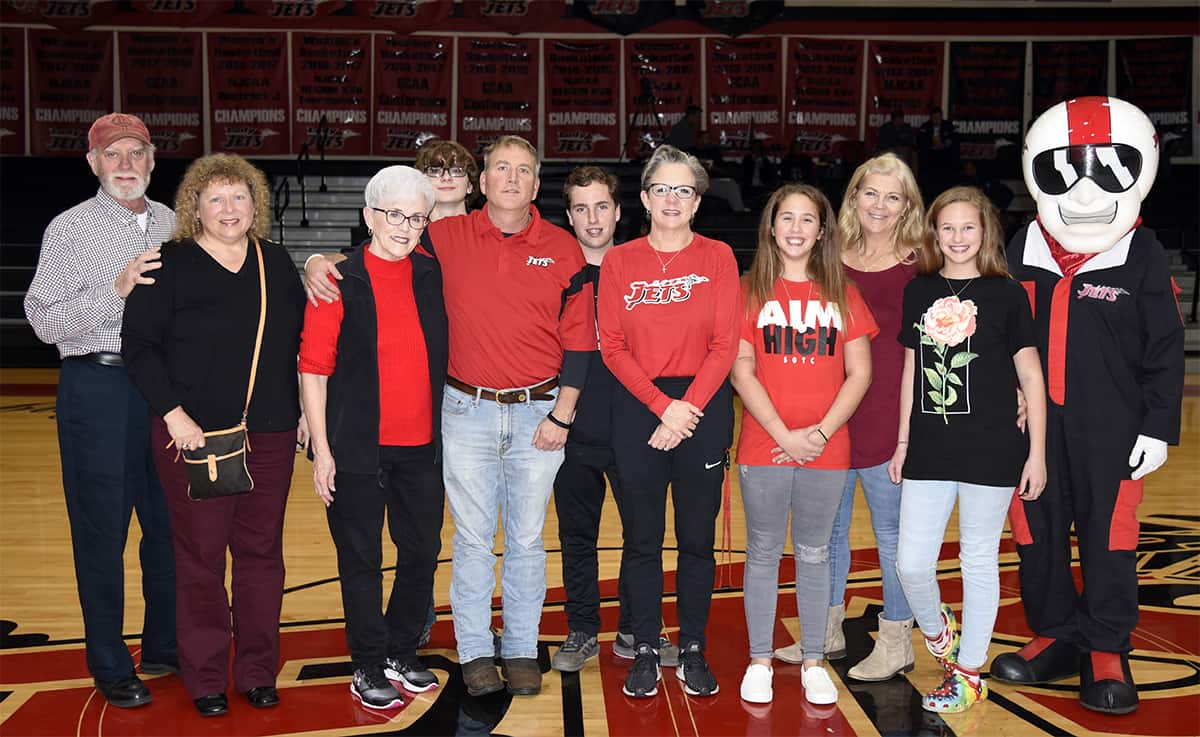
[321,245,448,472]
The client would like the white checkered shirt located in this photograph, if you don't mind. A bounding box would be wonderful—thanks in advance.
[24,188,176,358]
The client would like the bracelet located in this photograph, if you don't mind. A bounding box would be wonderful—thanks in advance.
[896,440,909,445]
[546,412,572,430]
[814,427,829,444]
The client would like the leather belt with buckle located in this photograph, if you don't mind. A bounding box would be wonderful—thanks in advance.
[446,376,558,403]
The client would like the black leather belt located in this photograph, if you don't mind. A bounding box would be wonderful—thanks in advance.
[79,352,124,367]
[446,376,557,403]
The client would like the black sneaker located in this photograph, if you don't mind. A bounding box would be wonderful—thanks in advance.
[676,642,719,696]
[622,643,661,698]
[384,656,439,692]
[614,632,680,667]
[351,665,403,709]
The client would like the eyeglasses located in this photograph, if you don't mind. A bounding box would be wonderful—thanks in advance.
[645,183,698,200]
[369,207,430,229]
[1031,144,1143,195]
[423,165,468,179]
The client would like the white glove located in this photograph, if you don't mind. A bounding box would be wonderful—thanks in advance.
[1128,434,1168,481]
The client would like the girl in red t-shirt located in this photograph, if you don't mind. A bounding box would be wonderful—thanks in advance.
[731,184,877,705]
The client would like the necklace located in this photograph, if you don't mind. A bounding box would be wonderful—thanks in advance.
[650,244,685,274]
[779,276,814,304]
[943,275,975,299]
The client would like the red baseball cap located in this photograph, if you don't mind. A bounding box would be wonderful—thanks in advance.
[87,112,151,151]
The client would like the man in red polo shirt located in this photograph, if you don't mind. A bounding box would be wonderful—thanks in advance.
[305,136,594,698]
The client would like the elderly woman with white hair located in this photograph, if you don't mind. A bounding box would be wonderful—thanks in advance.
[299,165,448,710]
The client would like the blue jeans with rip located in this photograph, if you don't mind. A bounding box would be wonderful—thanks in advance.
[442,384,564,663]
[828,461,912,621]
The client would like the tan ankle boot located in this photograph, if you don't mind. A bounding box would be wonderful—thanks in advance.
[825,604,846,660]
[847,615,914,681]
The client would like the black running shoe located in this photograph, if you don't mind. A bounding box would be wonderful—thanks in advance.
[676,642,719,696]
[622,643,661,698]
[351,665,403,709]
[384,656,439,692]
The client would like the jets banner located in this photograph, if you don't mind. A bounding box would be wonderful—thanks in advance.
[544,39,621,160]
[207,32,290,155]
[29,30,114,157]
[455,37,540,157]
[120,32,203,158]
[292,32,371,156]
[373,35,453,157]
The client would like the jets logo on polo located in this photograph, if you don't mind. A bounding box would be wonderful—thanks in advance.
[623,274,710,311]
[526,256,555,267]
[1076,283,1130,302]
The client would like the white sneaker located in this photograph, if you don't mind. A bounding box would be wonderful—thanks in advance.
[802,664,838,705]
[739,663,773,703]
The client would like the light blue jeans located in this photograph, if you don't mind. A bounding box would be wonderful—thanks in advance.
[828,462,912,621]
[895,478,1013,670]
[442,385,564,662]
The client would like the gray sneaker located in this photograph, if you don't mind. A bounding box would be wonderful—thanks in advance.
[552,631,599,673]
[614,632,679,667]
[351,666,403,710]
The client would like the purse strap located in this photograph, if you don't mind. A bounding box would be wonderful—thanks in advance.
[242,237,267,423]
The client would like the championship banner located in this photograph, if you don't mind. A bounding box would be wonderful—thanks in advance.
[207,33,289,156]
[1032,41,1107,118]
[624,38,702,159]
[28,31,113,157]
[0,27,25,156]
[948,42,1024,159]
[706,37,781,158]
[1117,37,1193,157]
[544,39,620,160]
[785,38,863,158]
[292,33,371,156]
[865,41,943,150]
[373,35,452,157]
[119,32,203,159]
[455,37,539,157]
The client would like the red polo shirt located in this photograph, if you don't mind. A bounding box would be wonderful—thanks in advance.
[430,204,595,389]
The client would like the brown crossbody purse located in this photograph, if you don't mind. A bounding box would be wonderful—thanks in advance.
[175,238,267,500]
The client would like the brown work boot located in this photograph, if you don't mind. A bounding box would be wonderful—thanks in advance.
[502,657,542,696]
[461,657,504,696]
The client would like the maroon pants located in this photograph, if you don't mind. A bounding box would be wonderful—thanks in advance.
[150,418,295,698]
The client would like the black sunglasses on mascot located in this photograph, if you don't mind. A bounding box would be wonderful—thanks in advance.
[1031,143,1143,196]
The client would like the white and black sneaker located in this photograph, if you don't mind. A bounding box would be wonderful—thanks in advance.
[384,656,439,692]
[676,642,719,697]
[622,643,661,698]
[614,632,680,667]
[351,665,403,709]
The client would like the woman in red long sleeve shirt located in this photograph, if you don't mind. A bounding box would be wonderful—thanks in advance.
[598,144,741,699]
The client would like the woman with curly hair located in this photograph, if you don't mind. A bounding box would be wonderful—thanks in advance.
[122,153,306,717]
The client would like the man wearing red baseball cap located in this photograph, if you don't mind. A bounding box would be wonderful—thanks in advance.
[25,112,178,708]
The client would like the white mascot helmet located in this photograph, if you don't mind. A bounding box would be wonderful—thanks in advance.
[1022,96,1159,253]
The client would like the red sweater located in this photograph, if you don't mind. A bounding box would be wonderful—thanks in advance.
[429,205,595,389]
[598,234,741,416]
[298,248,432,446]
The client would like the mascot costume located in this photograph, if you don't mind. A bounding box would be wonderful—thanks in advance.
[994,96,1185,714]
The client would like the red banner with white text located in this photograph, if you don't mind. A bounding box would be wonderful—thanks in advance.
[1116,37,1193,157]
[544,39,621,160]
[1032,41,1107,118]
[948,41,1025,159]
[373,35,453,157]
[29,31,114,157]
[0,27,26,155]
[706,36,782,158]
[292,32,371,156]
[785,38,863,158]
[455,37,540,157]
[120,32,203,158]
[207,33,290,156]
[865,40,943,150]
[624,37,702,159]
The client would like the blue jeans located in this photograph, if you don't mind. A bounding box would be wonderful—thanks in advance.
[442,385,564,662]
[828,462,912,621]
[896,479,1013,670]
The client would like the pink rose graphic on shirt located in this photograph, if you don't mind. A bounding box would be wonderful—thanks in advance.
[922,296,977,347]
[915,296,979,423]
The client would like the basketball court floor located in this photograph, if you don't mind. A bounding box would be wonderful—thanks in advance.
[0,368,1196,737]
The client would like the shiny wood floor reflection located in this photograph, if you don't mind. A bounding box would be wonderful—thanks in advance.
[0,368,1196,737]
